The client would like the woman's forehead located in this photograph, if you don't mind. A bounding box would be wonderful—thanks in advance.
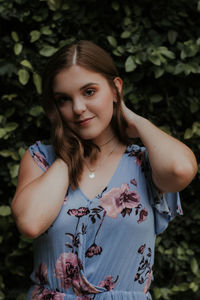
[53,65,108,93]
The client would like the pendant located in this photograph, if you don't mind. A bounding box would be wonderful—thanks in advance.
[89,172,95,179]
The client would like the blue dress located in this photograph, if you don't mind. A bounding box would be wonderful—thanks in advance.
[27,141,183,300]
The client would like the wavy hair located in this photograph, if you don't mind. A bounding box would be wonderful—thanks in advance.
[42,40,130,188]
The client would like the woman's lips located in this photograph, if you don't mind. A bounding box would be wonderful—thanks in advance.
[76,117,94,126]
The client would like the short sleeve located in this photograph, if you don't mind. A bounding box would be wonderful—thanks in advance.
[29,141,55,172]
[142,147,183,235]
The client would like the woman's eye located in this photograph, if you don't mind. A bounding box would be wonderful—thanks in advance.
[84,88,95,97]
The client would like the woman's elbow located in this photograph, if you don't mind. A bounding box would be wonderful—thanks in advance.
[11,205,41,239]
[16,219,42,239]
[173,158,198,190]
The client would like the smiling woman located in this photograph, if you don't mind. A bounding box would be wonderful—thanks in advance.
[11,40,197,300]
[42,41,129,189]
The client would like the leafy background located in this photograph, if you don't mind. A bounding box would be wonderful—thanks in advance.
[0,0,200,299]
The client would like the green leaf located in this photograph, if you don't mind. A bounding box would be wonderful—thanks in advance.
[18,147,26,158]
[17,69,30,85]
[5,122,18,132]
[154,67,164,78]
[153,287,162,299]
[168,30,178,45]
[39,45,58,57]
[124,17,132,26]
[174,63,184,75]
[184,63,196,76]
[62,3,70,10]
[20,60,33,70]
[0,206,11,217]
[121,31,131,39]
[1,94,17,101]
[184,128,193,139]
[149,55,161,66]
[33,72,42,94]
[107,36,117,47]
[125,56,137,72]
[8,163,19,179]
[112,1,120,11]
[0,128,6,138]
[40,26,53,35]
[47,0,62,11]
[14,43,23,55]
[191,257,199,275]
[197,0,200,12]
[181,40,199,59]
[150,95,163,103]
[158,47,175,59]
[29,106,44,117]
[0,115,4,123]
[11,31,19,42]
[192,122,200,136]
[190,102,199,113]
[5,107,15,118]
[0,150,19,160]
[124,4,131,16]
[30,30,41,43]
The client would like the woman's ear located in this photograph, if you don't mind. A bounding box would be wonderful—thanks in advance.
[113,77,123,101]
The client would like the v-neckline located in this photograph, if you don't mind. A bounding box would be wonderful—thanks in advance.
[77,145,127,202]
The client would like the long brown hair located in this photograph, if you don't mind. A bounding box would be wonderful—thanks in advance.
[42,40,130,188]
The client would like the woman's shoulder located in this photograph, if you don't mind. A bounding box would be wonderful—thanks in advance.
[29,140,56,172]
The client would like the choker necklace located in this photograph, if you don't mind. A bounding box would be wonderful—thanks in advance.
[84,141,119,179]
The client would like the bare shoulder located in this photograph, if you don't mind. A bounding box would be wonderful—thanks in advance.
[14,149,43,199]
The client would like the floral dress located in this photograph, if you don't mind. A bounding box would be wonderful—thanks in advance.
[27,141,183,300]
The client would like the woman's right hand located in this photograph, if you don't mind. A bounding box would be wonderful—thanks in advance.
[11,150,69,239]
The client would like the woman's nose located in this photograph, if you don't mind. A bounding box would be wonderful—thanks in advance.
[73,98,86,115]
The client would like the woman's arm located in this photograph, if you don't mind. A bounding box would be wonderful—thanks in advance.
[122,102,198,192]
[11,150,69,238]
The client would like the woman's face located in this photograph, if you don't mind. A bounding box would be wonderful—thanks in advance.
[53,65,122,144]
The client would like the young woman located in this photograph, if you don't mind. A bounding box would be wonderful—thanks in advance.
[11,40,197,300]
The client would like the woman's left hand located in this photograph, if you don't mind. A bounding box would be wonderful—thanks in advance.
[121,101,140,138]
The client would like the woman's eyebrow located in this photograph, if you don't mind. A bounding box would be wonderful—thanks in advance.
[80,82,99,90]
[54,83,99,95]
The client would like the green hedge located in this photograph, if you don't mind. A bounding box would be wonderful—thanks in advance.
[0,0,200,299]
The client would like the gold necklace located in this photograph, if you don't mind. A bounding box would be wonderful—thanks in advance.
[84,141,119,179]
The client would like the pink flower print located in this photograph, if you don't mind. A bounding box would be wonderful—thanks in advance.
[54,252,99,296]
[100,183,140,218]
[35,263,48,285]
[130,179,137,186]
[54,252,82,290]
[85,243,102,258]
[134,151,144,166]
[68,207,90,217]
[138,244,146,254]
[143,269,153,294]
[31,285,65,300]
[98,275,118,291]
[137,208,148,224]
[32,151,49,171]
